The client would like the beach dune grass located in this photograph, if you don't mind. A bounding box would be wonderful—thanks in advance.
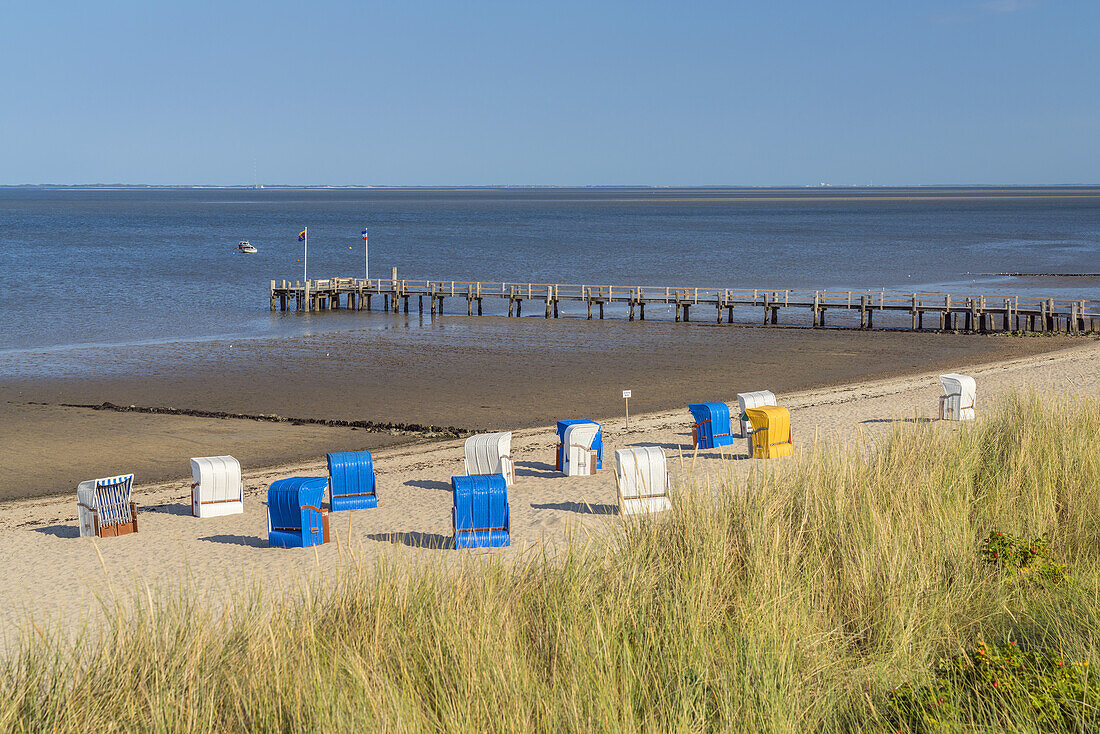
[2,393,1099,732]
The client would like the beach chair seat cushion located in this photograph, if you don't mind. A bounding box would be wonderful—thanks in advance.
[452,474,510,549]
[190,455,244,518]
[746,405,794,459]
[327,450,378,511]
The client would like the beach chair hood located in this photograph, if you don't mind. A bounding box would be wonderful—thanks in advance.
[190,455,244,518]
[688,402,736,449]
[464,432,515,486]
[615,446,671,515]
[939,373,976,420]
[746,405,794,459]
[327,450,378,511]
[563,422,600,476]
[556,419,603,471]
[267,476,328,547]
[451,474,510,548]
[737,390,777,437]
[77,473,137,538]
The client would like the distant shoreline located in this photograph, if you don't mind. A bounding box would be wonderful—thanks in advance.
[998,272,1100,278]
[2,184,1099,192]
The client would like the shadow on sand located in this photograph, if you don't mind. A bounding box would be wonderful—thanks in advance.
[404,479,453,492]
[531,501,619,516]
[367,531,454,549]
[32,524,81,539]
[144,503,193,516]
[515,460,559,478]
[200,534,267,548]
[859,417,937,425]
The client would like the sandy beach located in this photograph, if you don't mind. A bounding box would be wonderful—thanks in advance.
[0,318,1075,498]
[0,336,1096,652]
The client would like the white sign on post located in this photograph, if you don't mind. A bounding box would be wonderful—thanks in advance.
[622,390,631,399]
[622,390,632,428]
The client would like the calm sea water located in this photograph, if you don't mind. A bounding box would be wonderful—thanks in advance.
[1,187,1098,364]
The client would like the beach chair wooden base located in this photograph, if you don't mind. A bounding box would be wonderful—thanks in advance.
[620,496,671,516]
[193,497,244,518]
[91,502,139,538]
[692,425,733,449]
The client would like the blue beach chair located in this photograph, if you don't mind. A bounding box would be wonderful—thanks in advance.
[556,419,603,471]
[451,474,510,549]
[327,450,378,511]
[688,402,736,450]
[267,477,329,548]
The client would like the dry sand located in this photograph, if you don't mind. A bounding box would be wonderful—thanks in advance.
[0,338,1096,653]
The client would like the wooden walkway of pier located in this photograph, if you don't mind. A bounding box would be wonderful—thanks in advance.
[269,278,1100,334]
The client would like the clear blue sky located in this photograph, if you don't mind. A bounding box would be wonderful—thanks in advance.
[1,0,1097,185]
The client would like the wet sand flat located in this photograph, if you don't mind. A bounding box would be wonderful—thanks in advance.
[0,317,1079,499]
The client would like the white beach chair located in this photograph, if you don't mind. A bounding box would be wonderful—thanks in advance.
[737,390,776,438]
[76,474,138,538]
[190,455,245,517]
[615,446,671,516]
[939,374,976,421]
[562,422,600,476]
[464,431,516,486]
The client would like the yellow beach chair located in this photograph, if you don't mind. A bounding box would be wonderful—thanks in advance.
[745,406,794,459]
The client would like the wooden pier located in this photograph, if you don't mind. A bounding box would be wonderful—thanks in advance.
[269,278,1100,334]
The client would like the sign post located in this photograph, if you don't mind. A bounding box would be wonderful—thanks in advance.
[367,229,376,283]
[622,389,632,429]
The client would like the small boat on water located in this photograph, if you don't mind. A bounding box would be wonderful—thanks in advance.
[237,240,258,254]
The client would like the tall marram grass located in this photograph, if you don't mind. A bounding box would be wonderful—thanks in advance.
[2,393,1099,732]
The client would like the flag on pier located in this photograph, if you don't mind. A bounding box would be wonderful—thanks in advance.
[298,229,307,242]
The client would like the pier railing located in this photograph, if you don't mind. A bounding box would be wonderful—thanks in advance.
[269,277,1100,334]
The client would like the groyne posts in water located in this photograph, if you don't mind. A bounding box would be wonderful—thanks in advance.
[269,279,1100,335]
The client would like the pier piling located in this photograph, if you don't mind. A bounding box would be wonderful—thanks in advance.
[267,278,1097,335]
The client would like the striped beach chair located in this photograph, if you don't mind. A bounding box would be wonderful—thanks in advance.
[77,474,138,538]
[452,474,510,549]
[327,450,378,511]
[267,477,329,548]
